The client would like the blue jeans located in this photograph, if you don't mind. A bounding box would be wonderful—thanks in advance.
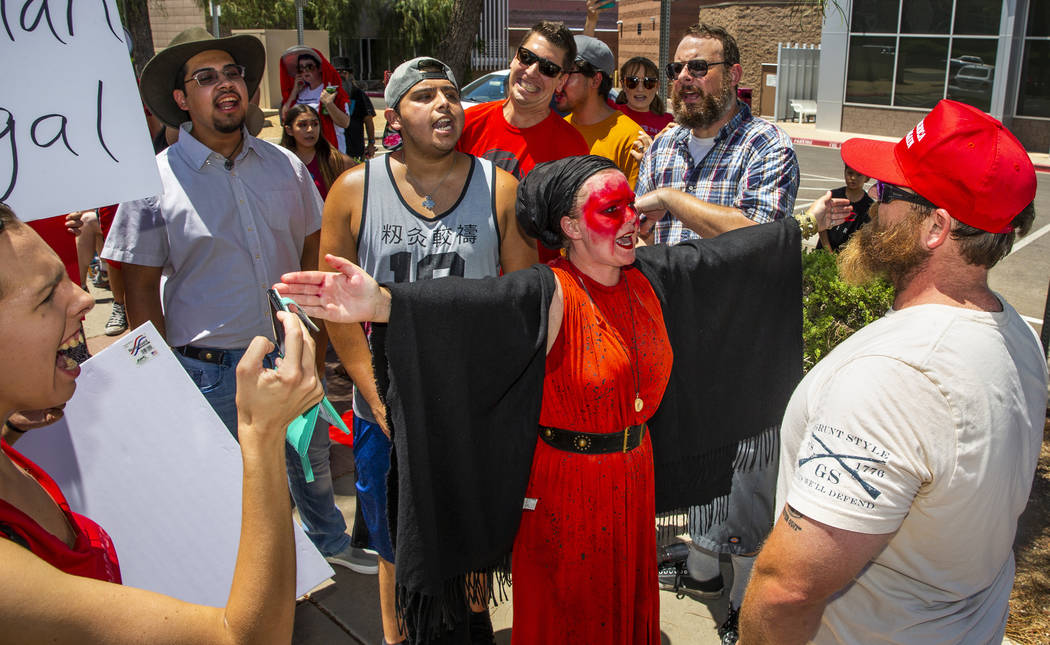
[177,347,350,556]
[352,416,395,562]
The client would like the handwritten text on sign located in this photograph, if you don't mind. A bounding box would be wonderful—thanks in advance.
[0,0,161,221]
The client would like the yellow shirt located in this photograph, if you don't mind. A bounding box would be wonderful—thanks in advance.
[565,110,642,189]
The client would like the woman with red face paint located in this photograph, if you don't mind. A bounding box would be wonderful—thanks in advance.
[0,204,324,644]
[275,155,803,643]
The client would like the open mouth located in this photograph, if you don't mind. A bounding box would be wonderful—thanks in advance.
[57,328,90,372]
[616,232,636,249]
[677,86,701,103]
[434,117,454,132]
[215,93,240,112]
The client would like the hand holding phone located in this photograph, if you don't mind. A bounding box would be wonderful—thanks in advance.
[267,288,319,357]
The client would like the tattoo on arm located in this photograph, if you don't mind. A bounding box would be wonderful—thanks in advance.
[782,505,805,532]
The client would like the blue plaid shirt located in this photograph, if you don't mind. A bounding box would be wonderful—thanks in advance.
[637,103,799,244]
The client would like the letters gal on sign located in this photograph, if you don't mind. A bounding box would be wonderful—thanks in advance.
[0,0,161,221]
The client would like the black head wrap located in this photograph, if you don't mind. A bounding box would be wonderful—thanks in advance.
[516,155,619,250]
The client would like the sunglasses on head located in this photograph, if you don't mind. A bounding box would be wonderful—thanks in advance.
[875,181,937,209]
[185,64,247,87]
[516,46,563,78]
[665,59,728,80]
[623,76,658,90]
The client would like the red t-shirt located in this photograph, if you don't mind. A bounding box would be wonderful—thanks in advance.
[458,101,589,181]
[0,441,122,584]
[613,104,674,138]
[458,100,589,261]
[27,216,80,286]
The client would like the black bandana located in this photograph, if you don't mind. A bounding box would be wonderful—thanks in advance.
[516,155,619,250]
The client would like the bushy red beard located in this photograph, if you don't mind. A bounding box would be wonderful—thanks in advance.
[838,203,932,290]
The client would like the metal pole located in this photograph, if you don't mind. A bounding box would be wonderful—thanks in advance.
[1041,278,1049,359]
[659,0,671,105]
[296,0,305,46]
[210,0,220,37]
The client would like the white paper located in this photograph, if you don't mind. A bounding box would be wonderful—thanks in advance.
[0,0,162,221]
[766,74,777,87]
[17,323,333,606]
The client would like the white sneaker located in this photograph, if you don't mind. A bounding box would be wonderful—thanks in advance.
[105,302,127,336]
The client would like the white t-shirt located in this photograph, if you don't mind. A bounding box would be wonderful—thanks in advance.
[778,298,1047,644]
[687,134,715,164]
[297,84,347,154]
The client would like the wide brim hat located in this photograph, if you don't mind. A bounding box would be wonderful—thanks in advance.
[841,100,1035,233]
[141,27,265,128]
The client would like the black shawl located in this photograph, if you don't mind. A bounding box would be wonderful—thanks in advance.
[374,218,802,640]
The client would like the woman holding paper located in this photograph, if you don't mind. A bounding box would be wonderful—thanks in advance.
[0,204,322,644]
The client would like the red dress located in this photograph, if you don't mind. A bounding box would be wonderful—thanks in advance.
[0,441,122,583]
[512,259,673,644]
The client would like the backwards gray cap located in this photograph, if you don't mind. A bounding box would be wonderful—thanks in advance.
[384,57,458,109]
[573,35,615,77]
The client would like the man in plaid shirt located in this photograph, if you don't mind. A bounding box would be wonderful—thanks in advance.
[640,23,799,645]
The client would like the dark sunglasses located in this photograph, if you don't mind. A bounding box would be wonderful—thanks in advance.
[875,181,937,209]
[623,76,658,90]
[185,64,247,87]
[665,59,728,80]
[297,62,318,72]
[516,46,563,78]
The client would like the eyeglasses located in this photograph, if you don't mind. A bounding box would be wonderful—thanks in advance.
[516,46,563,78]
[297,62,318,73]
[665,59,728,80]
[874,181,937,209]
[623,76,658,90]
[184,64,247,87]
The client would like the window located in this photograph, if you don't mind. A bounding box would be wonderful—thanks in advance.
[1016,3,1050,118]
[845,0,1002,112]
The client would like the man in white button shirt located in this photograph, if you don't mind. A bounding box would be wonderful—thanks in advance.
[102,29,367,573]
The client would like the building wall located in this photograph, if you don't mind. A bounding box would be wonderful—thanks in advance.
[841,105,921,138]
[696,2,822,117]
[1011,118,1050,154]
[616,0,697,71]
[506,0,619,67]
[149,0,207,53]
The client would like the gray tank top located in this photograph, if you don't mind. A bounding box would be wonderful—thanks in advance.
[353,154,502,422]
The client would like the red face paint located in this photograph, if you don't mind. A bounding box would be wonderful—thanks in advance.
[580,174,637,242]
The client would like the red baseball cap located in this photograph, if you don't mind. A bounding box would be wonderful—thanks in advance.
[841,100,1036,233]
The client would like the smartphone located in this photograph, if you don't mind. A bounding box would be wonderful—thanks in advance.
[267,288,319,357]
[597,0,616,8]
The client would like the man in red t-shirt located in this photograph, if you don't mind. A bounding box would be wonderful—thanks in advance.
[458,21,588,261]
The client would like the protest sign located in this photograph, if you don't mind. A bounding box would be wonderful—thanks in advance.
[17,322,334,605]
[0,0,161,221]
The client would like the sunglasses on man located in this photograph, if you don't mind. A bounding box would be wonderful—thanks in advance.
[516,46,563,78]
[875,181,938,209]
[623,76,658,90]
[185,64,247,88]
[665,59,728,80]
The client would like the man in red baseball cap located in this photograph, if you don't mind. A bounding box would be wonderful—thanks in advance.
[741,100,1047,644]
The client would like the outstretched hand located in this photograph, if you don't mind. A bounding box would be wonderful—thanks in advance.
[275,254,391,324]
[808,191,854,231]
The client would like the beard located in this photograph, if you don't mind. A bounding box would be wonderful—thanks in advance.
[838,203,932,290]
[671,70,735,130]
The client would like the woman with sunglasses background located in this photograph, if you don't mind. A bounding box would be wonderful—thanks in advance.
[613,56,673,137]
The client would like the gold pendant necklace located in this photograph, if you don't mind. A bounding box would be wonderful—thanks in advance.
[573,267,644,414]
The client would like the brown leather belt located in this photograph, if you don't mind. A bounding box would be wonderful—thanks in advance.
[539,423,647,454]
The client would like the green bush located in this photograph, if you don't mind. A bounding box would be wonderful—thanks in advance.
[802,248,894,372]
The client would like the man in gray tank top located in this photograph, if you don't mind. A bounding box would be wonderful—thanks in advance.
[321,57,536,645]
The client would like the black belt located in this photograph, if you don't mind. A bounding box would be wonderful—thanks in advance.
[174,345,230,365]
[539,424,647,454]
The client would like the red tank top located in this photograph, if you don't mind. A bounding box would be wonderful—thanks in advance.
[0,441,121,583]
